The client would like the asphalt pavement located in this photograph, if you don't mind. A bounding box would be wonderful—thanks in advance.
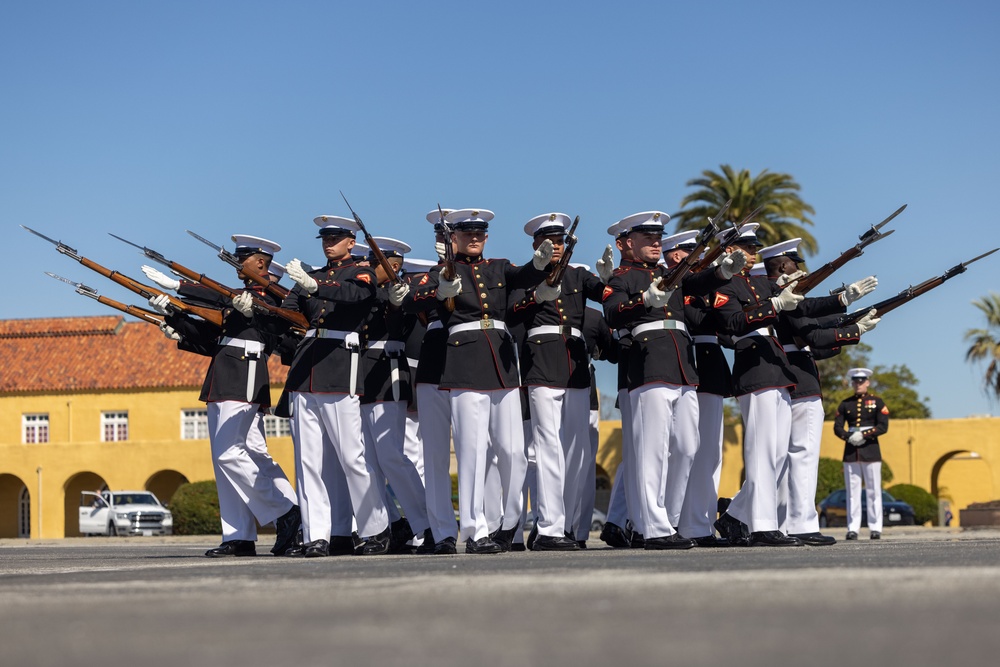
[2,527,999,667]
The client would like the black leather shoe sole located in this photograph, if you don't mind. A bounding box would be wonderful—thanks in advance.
[692,535,730,548]
[205,540,256,558]
[644,535,696,550]
[750,532,804,547]
[531,535,580,551]
[433,538,458,555]
[600,523,631,548]
[465,537,502,554]
[791,532,837,546]
[846,532,859,540]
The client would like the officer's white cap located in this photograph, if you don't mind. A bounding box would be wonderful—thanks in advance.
[268,260,286,279]
[523,212,572,238]
[368,237,411,259]
[663,230,699,252]
[352,242,369,258]
[427,209,455,229]
[759,238,804,263]
[444,209,494,230]
[231,234,281,258]
[402,257,437,273]
[728,222,763,248]
[569,262,591,272]
[314,215,361,238]
[848,367,873,379]
[749,262,767,277]
[619,211,670,235]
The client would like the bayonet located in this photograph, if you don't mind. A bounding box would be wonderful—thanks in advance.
[340,191,402,286]
[45,271,165,326]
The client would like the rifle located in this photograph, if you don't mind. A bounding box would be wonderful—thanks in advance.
[437,203,457,312]
[545,215,580,287]
[693,204,764,272]
[21,225,224,327]
[186,230,290,300]
[792,204,906,295]
[838,247,998,326]
[46,272,165,326]
[109,233,308,332]
[656,199,732,291]
[340,191,403,286]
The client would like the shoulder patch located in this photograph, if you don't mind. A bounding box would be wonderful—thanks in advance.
[684,295,693,306]
[602,286,614,302]
[881,405,890,415]
[713,293,729,308]
[419,274,429,286]
[357,273,372,284]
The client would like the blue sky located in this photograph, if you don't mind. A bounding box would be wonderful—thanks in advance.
[3,2,999,418]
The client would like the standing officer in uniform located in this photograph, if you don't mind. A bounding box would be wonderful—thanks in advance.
[280,216,391,557]
[146,236,300,557]
[604,211,744,550]
[834,367,890,540]
[405,208,553,553]
[512,213,606,551]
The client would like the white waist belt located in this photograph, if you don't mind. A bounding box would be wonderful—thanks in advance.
[693,335,719,345]
[303,329,361,397]
[631,320,689,337]
[367,340,405,353]
[614,328,631,341]
[219,337,266,402]
[526,325,582,339]
[426,321,444,331]
[406,357,419,370]
[733,327,775,342]
[449,319,509,335]
[782,343,811,353]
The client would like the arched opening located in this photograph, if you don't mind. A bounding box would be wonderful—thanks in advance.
[19,487,30,538]
[931,450,994,527]
[595,464,612,513]
[145,470,189,506]
[63,471,109,537]
[0,474,29,538]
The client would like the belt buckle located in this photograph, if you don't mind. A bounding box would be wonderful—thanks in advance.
[560,325,573,336]
[480,319,494,330]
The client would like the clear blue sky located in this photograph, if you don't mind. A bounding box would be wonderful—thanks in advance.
[3,2,999,418]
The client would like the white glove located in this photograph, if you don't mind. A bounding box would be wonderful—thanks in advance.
[840,276,878,306]
[770,283,805,312]
[596,245,615,284]
[848,431,866,446]
[141,265,180,291]
[532,239,554,270]
[159,322,181,341]
[232,291,254,317]
[855,309,881,334]
[436,275,463,300]
[776,270,807,288]
[642,279,674,309]
[435,241,447,263]
[388,282,410,306]
[286,258,318,294]
[148,294,173,315]
[717,251,747,280]
[534,281,561,303]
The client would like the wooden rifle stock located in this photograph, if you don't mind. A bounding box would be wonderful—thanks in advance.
[545,216,580,287]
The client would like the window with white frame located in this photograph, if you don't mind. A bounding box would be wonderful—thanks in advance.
[22,414,49,444]
[263,414,292,438]
[181,409,209,440]
[101,411,129,442]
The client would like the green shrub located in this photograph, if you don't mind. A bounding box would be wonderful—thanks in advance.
[170,481,222,535]
[815,458,894,504]
[886,483,938,526]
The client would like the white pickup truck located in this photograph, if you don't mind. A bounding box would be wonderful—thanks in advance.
[79,490,173,536]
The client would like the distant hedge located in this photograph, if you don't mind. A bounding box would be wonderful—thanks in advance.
[887,483,938,526]
[816,457,895,504]
[171,481,222,535]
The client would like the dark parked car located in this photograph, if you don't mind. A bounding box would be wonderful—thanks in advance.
[817,488,916,528]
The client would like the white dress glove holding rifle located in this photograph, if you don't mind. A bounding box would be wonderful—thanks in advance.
[532,239,554,270]
[388,282,410,307]
[770,283,805,312]
[776,270,807,288]
[855,309,881,334]
[286,258,318,294]
[596,245,615,284]
[435,241,448,263]
[436,275,463,300]
[534,281,561,303]
[148,294,173,315]
[159,322,181,341]
[717,251,747,280]
[141,265,180,291]
[642,280,673,309]
[232,291,254,317]
[840,276,878,306]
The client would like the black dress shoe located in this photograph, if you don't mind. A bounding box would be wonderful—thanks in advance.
[750,531,803,547]
[433,537,457,555]
[577,540,587,549]
[600,522,631,548]
[415,528,436,554]
[630,531,645,549]
[205,540,256,558]
[361,527,391,555]
[870,531,881,540]
[531,535,580,551]
[714,513,750,546]
[465,537,502,554]
[510,543,526,552]
[526,524,539,550]
[717,497,732,516]
[790,532,837,546]
[271,506,302,556]
[691,534,730,548]
[328,535,357,556]
[846,531,859,540]
[303,539,330,558]
[388,518,415,554]
[492,521,521,552]
[644,534,696,550]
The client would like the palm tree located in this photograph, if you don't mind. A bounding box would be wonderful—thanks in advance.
[965,293,1000,401]
[672,165,819,256]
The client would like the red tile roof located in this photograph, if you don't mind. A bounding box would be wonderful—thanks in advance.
[0,316,288,393]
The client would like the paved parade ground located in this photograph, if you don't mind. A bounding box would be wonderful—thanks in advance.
[2,527,1000,667]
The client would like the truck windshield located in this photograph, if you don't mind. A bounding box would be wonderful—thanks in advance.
[113,493,158,506]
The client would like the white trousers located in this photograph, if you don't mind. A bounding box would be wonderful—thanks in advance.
[529,386,590,537]
[404,411,425,483]
[514,419,537,545]
[844,461,883,532]
[726,388,792,533]
[778,396,825,534]
[416,383,456,543]
[572,409,600,541]
[361,401,430,534]
[606,388,640,532]
[450,388,527,542]
[485,443,503,534]
[663,389,702,531]
[207,402,297,541]
[677,392,724,539]
[629,383,699,539]
[290,391,388,542]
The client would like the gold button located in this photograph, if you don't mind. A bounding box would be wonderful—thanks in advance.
[318,318,324,324]
[481,293,488,298]
[478,283,485,288]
